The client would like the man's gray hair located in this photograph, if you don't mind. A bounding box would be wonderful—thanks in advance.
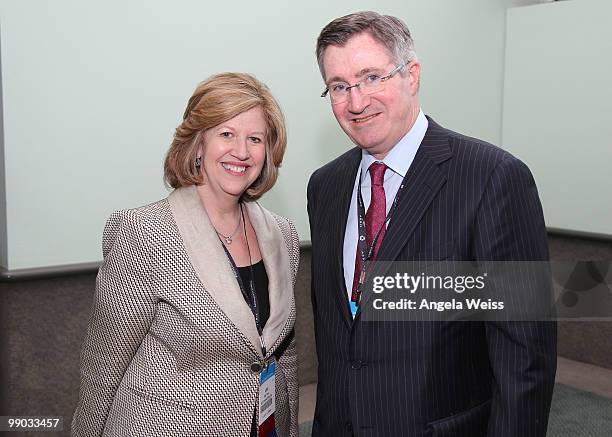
[316,11,418,79]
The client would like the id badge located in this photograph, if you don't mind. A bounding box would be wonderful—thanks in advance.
[258,358,277,437]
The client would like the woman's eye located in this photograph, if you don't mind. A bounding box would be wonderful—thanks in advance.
[249,137,262,144]
[220,131,232,138]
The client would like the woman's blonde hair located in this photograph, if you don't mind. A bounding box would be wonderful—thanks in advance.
[164,72,287,202]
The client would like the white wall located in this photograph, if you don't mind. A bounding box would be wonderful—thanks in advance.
[502,0,612,236]
[0,0,520,269]
[0,42,6,268]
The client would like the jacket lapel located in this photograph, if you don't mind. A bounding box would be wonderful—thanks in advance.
[378,118,452,261]
[243,201,294,354]
[168,186,263,357]
[328,148,362,328]
[358,118,453,311]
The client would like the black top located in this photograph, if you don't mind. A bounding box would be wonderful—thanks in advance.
[237,259,270,329]
[240,259,270,437]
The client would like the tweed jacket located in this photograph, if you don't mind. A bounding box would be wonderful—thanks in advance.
[72,186,300,437]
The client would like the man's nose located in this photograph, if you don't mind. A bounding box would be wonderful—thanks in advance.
[347,86,370,113]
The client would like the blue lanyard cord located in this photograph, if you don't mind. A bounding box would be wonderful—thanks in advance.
[354,167,407,298]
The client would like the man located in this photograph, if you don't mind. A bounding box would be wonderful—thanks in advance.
[307,11,556,437]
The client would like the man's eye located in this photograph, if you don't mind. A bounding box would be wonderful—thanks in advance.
[331,83,348,93]
[365,74,381,84]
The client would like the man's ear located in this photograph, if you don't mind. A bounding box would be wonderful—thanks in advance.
[407,62,421,95]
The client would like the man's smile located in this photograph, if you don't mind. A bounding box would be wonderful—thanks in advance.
[351,113,380,124]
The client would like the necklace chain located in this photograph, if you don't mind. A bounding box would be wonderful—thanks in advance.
[213,209,242,244]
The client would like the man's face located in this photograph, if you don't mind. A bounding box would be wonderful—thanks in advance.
[322,32,420,159]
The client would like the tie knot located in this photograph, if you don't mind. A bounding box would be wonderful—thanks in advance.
[369,162,387,186]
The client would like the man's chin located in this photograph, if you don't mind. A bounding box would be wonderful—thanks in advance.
[353,140,391,158]
[349,135,378,149]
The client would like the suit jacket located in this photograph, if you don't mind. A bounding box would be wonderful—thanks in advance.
[307,118,557,437]
[72,186,300,437]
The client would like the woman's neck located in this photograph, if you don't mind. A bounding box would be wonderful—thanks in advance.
[196,185,241,226]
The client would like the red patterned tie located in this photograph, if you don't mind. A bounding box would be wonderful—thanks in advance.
[351,162,388,302]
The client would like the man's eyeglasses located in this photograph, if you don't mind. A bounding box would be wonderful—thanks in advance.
[321,62,408,104]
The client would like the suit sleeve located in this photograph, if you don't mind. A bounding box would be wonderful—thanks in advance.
[472,157,557,437]
[306,171,318,315]
[276,218,300,437]
[71,210,156,437]
[278,331,299,437]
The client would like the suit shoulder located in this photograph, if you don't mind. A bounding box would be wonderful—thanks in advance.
[107,198,171,230]
[248,202,298,239]
[441,126,531,175]
[436,128,541,212]
[262,205,299,244]
[252,203,300,274]
[102,198,170,255]
[445,128,508,160]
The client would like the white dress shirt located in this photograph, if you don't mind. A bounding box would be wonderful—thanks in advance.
[342,109,428,303]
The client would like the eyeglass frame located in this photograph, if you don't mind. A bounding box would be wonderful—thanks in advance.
[320,61,409,104]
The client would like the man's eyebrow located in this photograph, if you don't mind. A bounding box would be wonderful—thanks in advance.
[326,67,384,85]
[325,75,345,85]
[355,67,383,77]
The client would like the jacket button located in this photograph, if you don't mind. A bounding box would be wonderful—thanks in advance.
[345,421,353,432]
[250,362,263,374]
[351,360,363,369]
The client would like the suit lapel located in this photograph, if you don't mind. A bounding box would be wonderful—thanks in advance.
[243,201,294,354]
[378,118,452,261]
[168,186,263,357]
[326,148,362,328]
[358,118,453,311]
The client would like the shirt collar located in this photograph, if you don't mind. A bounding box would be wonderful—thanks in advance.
[360,109,428,182]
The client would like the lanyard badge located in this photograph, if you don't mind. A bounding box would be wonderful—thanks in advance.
[258,359,277,437]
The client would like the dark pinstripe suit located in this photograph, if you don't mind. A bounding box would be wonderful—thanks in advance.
[307,118,557,437]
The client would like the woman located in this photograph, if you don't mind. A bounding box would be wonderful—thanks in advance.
[72,73,299,436]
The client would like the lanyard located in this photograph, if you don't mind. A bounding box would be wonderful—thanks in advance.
[220,204,267,357]
[354,166,407,301]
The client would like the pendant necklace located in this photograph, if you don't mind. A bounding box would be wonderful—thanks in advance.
[214,208,242,245]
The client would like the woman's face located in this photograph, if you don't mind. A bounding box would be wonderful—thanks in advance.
[198,106,267,201]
